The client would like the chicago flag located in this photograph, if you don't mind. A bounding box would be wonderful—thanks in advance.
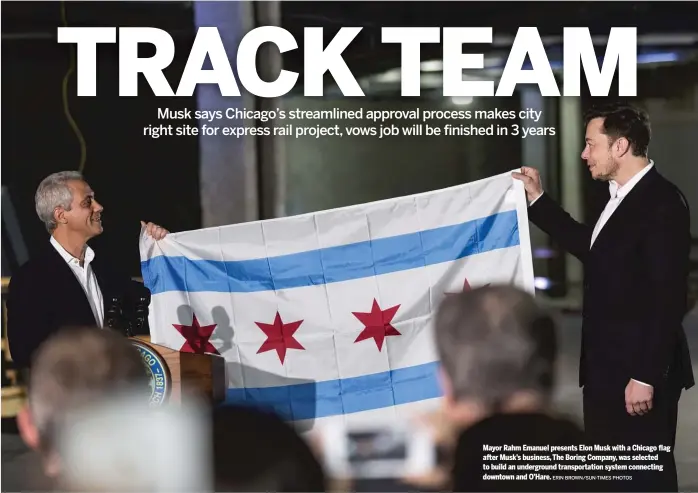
[139,170,535,430]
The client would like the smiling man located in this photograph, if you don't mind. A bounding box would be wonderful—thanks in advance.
[6,171,169,369]
[513,103,694,492]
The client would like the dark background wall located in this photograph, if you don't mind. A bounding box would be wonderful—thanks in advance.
[283,96,523,216]
[2,2,202,277]
[3,0,698,280]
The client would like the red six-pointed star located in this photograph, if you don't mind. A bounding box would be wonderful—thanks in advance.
[255,312,305,364]
[173,313,219,354]
[445,278,489,295]
[352,299,401,351]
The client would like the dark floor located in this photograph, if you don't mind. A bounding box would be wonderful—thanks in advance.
[3,309,698,491]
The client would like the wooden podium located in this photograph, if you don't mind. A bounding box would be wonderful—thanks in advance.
[129,336,226,406]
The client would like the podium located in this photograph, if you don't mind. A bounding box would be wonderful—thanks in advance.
[129,336,226,406]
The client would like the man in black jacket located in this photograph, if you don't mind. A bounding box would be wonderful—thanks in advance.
[513,102,693,491]
[433,285,588,492]
[6,171,169,369]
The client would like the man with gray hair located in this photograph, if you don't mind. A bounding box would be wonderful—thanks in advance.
[434,285,587,492]
[7,171,169,368]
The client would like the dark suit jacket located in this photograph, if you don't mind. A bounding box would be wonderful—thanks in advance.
[452,412,589,492]
[6,241,149,369]
[529,166,694,393]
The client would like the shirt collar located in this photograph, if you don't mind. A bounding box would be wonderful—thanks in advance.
[609,160,654,200]
[50,236,95,266]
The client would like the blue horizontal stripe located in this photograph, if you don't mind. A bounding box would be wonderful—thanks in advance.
[223,361,442,420]
[141,210,519,294]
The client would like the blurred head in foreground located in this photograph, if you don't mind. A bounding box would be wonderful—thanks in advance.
[434,284,557,425]
[211,405,326,491]
[17,326,150,477]
[56,395,211,492]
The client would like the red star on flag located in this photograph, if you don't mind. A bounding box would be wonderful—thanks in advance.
[445,278,489,295]
[352,299,401,351]
[255,312,305,364]
[173,313,219,354]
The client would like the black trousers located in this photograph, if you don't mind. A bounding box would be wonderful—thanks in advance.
[582,382,682,492]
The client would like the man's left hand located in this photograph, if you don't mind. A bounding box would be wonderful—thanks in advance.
[625,379,653,416]
[141,221,169,240]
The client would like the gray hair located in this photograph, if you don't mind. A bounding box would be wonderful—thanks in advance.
[35,171,84,232]
[434,285,557,408]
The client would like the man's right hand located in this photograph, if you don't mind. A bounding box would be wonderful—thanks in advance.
[512,167,544,203]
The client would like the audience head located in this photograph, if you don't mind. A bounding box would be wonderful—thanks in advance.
[35,171,103,239]
[17,326,150,476]
[211,405,326,491]
[57,395,211,492]
[434,284,557,422]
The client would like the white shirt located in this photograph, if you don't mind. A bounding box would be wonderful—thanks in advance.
[51,236,105,328]
[590,161,654,248]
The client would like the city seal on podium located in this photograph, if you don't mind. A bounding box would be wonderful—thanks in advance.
[131,340,170,406]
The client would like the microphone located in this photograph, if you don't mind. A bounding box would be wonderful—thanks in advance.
[105,296,132,337]
[131,296,149,336]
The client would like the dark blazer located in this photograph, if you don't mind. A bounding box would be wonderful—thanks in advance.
[6,241,149,369]
[452,412,589,492]
[529,166,694,393]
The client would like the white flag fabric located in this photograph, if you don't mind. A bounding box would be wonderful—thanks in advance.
[139,170,534,430]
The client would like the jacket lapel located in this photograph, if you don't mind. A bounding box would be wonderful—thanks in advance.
[46,245,100,324]
[90,255,113,311]
[590,167,659,253]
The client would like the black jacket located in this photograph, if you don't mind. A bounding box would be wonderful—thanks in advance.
[528,166,694,393]
[6,241,148,369]
[452,412,588,492]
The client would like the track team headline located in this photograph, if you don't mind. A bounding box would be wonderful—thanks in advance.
[57,26,638,98]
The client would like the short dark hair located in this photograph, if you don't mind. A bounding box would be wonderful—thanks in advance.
[434,285,557,407]
[584,102,651,157]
